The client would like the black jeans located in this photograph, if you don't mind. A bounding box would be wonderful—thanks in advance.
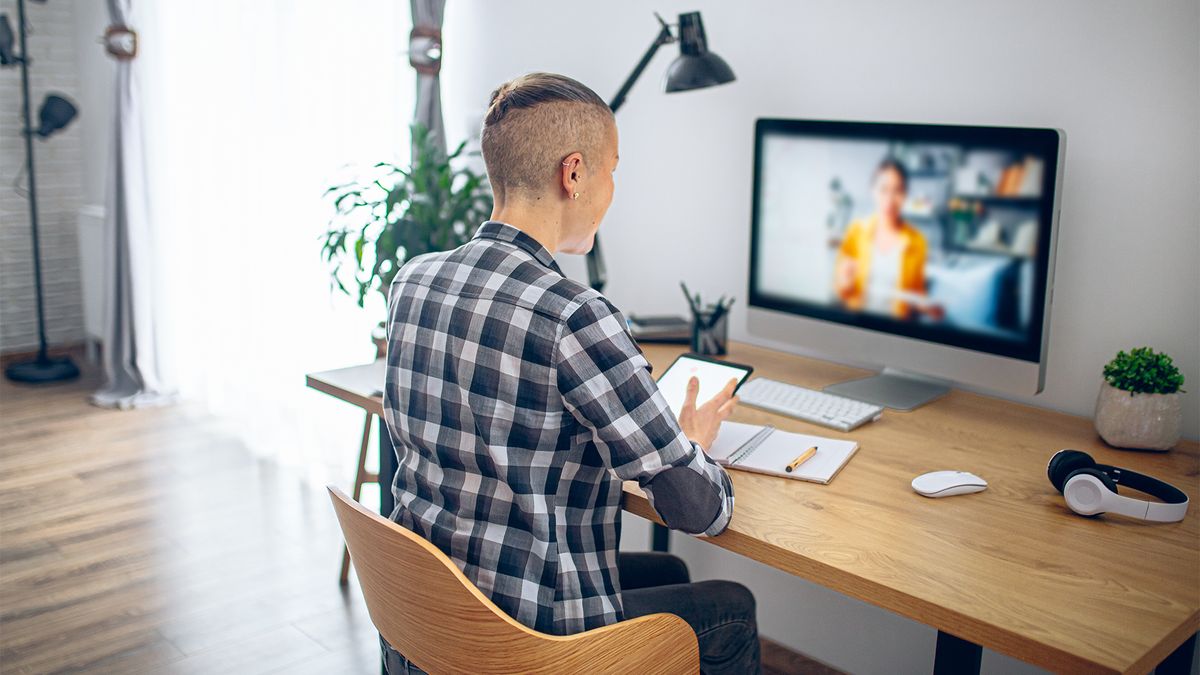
[384,552,761,674]
[619,552,761,674]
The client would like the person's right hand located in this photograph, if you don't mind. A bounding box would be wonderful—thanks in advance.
[677,376,739,450]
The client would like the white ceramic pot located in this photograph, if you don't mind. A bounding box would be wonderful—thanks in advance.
[1093,380,1182,451]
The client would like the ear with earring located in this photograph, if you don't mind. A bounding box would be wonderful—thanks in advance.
[563,160,580,201]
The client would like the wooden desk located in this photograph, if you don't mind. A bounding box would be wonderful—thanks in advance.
[624,341,1199,675]
[307,361,385,419]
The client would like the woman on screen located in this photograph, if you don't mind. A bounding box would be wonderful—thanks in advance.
[834,158,939,321]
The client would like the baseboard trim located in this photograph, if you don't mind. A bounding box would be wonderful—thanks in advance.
[761,637,846,675]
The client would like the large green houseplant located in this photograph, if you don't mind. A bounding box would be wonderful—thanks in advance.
[322,125,493,307]
[322,125,493,354]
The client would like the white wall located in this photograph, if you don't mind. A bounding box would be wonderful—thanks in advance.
[0,0,87,352]
[443,0,1200,440]
[71,0,113,210]
[441,2,1200,673]
[70,2,113,349]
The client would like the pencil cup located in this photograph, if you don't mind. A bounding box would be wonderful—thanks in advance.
[691,309,728,356]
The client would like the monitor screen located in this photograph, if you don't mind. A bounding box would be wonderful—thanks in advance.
[749,119,1061,363]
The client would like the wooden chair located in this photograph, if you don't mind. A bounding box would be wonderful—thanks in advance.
[327,487,699,674]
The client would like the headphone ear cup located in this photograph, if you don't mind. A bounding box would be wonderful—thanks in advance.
[1048,450,1096,493]
[1068,468,1117,493]
[1063,468,1118,517]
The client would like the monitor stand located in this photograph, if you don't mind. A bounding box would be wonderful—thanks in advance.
[824,367,950,412]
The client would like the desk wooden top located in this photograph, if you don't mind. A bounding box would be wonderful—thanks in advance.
[624,342,1199,675]
[306,360,385,416]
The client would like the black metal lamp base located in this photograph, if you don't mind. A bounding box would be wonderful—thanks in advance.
[5,355,80,383]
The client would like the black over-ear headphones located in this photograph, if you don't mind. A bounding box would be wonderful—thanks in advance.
[1047,450,1189,522]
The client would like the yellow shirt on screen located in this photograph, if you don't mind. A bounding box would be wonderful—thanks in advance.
[835,215,928,319]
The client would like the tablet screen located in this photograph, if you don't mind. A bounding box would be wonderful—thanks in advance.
[656,355,753,418]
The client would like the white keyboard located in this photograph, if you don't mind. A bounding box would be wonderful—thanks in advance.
[737,378,884,432]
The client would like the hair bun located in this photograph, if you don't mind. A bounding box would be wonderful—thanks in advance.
[485,84,516,125]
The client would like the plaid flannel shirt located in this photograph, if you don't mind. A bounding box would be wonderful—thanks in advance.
[382,221,734,636]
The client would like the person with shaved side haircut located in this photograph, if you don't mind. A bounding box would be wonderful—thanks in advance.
[381,72,760,674]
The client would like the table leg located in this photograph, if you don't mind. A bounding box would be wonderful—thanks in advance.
[378,416,397,517]
[341,412,376,586]
[651,523,670,552]
[1157,632,1197,675]
[933,630,982,675]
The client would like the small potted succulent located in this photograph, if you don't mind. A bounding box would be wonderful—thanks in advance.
[1094,347,1186,451]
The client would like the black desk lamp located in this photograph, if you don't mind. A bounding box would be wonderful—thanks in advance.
[587,11,735,293]
[2,0,82,383]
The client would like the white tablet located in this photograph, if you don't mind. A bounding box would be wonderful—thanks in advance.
[656,353,754,417]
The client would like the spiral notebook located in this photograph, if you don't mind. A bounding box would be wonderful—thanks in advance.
[706,421,859,484]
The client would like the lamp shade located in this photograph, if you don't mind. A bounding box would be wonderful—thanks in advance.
[664,12,735,93]
[0,14,15,65]
[36,94,76,137]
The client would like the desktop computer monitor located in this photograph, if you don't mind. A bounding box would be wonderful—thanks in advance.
[747,118,1064,409]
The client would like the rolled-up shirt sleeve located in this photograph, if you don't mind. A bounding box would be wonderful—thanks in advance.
[555,297,734,536]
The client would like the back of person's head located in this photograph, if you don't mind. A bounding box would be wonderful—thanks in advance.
[481,73,614,202]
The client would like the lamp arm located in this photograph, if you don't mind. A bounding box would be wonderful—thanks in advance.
[589,16,674,294]
[607,21,674,114]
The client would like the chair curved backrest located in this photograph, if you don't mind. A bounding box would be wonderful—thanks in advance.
[328,486,699,674]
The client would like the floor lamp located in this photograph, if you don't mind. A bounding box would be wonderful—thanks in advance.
[586,11,736,293]
[1,0,82,383]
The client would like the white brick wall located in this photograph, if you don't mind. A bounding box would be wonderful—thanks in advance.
[0,0,86,353]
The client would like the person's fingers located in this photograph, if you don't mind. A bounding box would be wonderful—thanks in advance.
[723,378,739,397]
[677,405,692,426]
[718,395,739,417]
[712,378,738,405]
[682,376,700,411]
[699,378,738,412]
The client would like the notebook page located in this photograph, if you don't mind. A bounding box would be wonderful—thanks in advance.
[738,431,857,483]
[704,421,763,463]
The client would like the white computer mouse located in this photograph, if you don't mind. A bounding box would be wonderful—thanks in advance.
[911,470,988,498]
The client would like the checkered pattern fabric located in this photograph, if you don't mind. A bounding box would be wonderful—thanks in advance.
[382,221,733,636]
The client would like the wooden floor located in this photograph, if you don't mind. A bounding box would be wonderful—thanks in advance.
[0,369,839,674]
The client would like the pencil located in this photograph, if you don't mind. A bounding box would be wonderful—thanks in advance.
[785,446,817,473]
